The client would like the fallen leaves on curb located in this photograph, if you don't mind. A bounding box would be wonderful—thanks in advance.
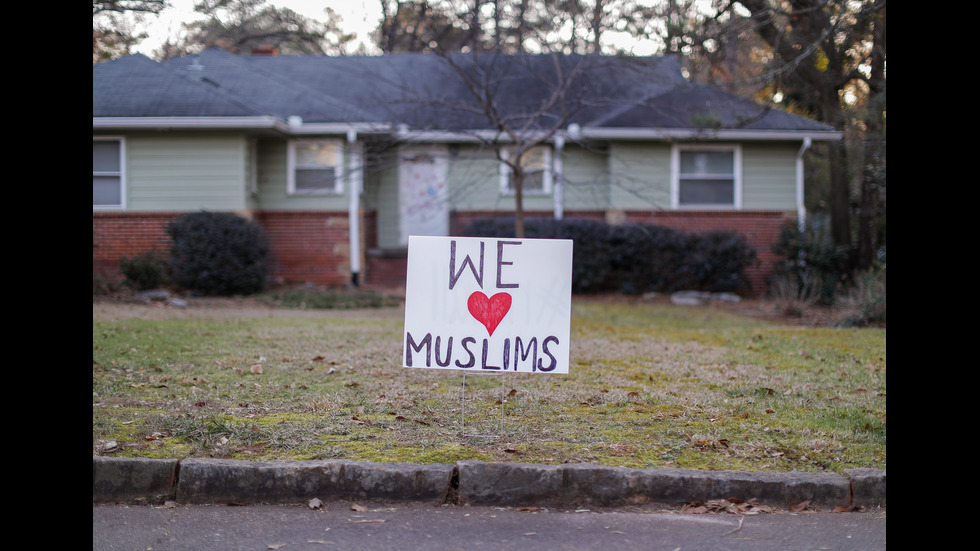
[833,505,866,513]
[790,500,812,512]
[681,498,773,515]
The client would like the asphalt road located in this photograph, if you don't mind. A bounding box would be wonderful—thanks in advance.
[93,501,886,551]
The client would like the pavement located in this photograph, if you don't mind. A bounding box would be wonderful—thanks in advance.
[93,457,885,510]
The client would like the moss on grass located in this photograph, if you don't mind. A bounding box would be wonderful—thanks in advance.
[93,297,884,472]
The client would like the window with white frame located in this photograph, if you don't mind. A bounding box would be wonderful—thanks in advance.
[500,146,552,195]
[673,145,740,208]
[93,137,124,208]
[287,139,344,194]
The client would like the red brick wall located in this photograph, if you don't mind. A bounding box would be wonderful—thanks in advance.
[254,211,351,286]
[93,211,356,288]
[94,209,794,295]
[93,212,176,283]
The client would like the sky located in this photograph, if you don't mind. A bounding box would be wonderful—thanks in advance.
[132,0,385,56]
[129,0,658,58]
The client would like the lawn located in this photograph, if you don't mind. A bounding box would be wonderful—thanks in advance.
[93,294,885,473]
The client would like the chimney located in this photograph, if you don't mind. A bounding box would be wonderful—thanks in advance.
[251,45,279,56]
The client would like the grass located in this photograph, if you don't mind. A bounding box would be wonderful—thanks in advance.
[92,294,885,474]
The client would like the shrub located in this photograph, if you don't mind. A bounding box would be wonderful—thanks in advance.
[461,216,756,295]
[770,223,850,305]
[681,231,757,293]
[166,211,270,296]
[119,251,169,291]
[834,266,886,327]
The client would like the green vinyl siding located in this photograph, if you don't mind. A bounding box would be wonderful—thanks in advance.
[125,134,249,211]
[560,144,610,211]
[740,143,798,210]
[447,146,511,212]
[445,145,555,213]
[608,143,671,210]
[254,139,350,211]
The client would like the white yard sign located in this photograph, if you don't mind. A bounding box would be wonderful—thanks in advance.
[403,235,573,373]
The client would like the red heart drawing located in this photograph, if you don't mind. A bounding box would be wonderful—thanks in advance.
[467,291,512,337]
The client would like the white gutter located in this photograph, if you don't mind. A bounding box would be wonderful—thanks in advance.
[288,121,393,135]
[94,118,842,143]
[347,128,362,286]
[93,116,391,136]
[92,116,291,132]
[390,127,841,144]
[580,127,842,142]
[796,137,812,232]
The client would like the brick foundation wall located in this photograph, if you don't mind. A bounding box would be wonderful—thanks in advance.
[93,212,176,283]
[93,211,356,289]
[253,211,352,287]
[94,209,794,295]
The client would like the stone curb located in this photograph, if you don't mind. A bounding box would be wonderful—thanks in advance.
[93,457,885,509]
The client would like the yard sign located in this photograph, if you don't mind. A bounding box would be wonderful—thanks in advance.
[403,235,573,374]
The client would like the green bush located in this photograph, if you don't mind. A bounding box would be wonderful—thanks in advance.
[770,223,850,305]
[119,251,169,291]
[462,217,756,295]
[834,266,886,327]
[166,211,270,296]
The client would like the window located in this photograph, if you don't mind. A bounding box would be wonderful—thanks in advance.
[673,146,741,208]
[500,146,552,195]
[287,139,344,194]
[93,138,124,209]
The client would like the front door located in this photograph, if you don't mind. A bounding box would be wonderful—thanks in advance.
[398,145,449,246]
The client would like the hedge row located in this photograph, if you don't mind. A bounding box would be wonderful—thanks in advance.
[461,217,757,295]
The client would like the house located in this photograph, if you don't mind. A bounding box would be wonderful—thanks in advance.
[93,48,841,294]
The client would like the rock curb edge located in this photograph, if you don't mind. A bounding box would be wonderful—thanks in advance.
[93,456,884,509]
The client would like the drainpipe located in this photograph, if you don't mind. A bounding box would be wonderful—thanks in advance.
[553,134,565,220]
[347,128,362,287]
[796,137,811,233]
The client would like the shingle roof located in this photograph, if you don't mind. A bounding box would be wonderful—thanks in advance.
[93,49,833,134]
[92,53,265,117]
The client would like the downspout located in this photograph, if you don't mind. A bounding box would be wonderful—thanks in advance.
[796,137,811,233]
[347,129,362,287]
[553,134,565,220]
[795,137,812,269]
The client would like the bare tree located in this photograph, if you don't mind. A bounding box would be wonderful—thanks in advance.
[93,1,167,15]
[93,1,167,62]
[632,0,885,271]
[179,0,356,56]
[446,53,595,237]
